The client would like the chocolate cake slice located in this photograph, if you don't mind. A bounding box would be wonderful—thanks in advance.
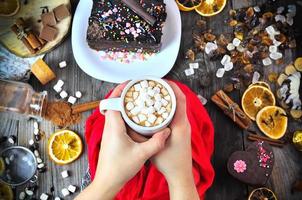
[86,0,167,53]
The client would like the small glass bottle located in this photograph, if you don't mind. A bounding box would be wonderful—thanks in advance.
[0,79,47,120]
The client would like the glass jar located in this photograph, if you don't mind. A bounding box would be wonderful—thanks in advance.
[0,79,47,119]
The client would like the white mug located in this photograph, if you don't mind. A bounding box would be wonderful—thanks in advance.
[99,76,177,136]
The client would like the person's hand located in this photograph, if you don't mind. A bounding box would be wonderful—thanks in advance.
[129,81,199,200]
[76,83,171,200]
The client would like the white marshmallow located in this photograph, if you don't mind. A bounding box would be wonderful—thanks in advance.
[36,157,43,163]
[134,84,142,91]
[33,121,39,129]
[146,106,155,114]
[132,116,140,124]
[155,117,164,125]
[61,170,69,178]
[154,101,162,111]
[61,188,70,197]
[147,114,157,124]
[126,102,135,110]
[158,107,167,115]
[164,95,171,101]
[232,38,241,47]
[34,128,39,135]
[53,84,62,93]
[154,94,162,101]
[146,99,154,106]
[141,107,149,115]
[130,107,141,115]
[162,112,169,119]
[161,99,169,107]
[189,62,199,69]
[147,88,155,97]
[153,87,160,94]
[138,114,147,122]
[54,197,61,200]
[56,80,64,88]
[68,96,77,104]
[134,99,145,107]
[68,185,77,193]
[75,91,82,98]
[29,139,35,145]
[60,91,68,99]
[59,61,67,68]
[40,193,49,200]
[140,80,149,88]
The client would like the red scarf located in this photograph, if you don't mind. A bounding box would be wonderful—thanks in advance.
[85,81,215,199]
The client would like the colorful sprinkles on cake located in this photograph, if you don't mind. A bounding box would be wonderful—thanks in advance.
[87,0,166,53]
[99,51,154,63]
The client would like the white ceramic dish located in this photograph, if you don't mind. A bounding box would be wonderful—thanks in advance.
[71,0,181,83]
[99,77,177,136]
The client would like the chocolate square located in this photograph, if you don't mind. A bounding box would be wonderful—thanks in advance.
[41,11,57,26]
[39,25,58,42]
[53,4,70,21]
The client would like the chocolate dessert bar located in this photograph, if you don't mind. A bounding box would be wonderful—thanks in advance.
[86,0,166,53]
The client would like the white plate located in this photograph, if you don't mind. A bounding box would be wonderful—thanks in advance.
[71,0,181,83]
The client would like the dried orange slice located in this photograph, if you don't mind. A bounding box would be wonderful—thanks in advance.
[0,182,13,200]
[48,130,83,165]
[0,0,20,17]
[249,81,271,90]
[195,0,226,17]
[256,106,288,139]
[248,187,277,200]
[176,0,202,11]
[242,85,275,120]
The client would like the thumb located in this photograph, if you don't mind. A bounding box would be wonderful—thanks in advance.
[138,128,171,159]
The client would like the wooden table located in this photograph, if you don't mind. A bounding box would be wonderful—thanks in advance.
[1,0,302,199]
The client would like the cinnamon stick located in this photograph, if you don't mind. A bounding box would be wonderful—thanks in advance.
[11,24,36,54]
[72,100,100,114]
[247,135,285,147]
[15,18,42,50]
[211,90,252,129]
[247,132,285,144]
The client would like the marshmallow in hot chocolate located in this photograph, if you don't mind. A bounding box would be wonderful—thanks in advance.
[124,80,172,127]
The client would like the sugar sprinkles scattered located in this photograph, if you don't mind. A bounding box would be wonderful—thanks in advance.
[99,51,154,63]
[256,141,273,169]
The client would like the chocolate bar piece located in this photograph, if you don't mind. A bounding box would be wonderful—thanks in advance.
[121,0,156,26]
[41,11,57,26]
[53,4,70,21]
[86,0,166,53]
[39,25,58,42]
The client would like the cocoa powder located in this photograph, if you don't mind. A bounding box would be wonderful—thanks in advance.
[44,101,81,127]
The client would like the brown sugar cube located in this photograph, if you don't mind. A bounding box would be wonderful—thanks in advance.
[41,11,57,26]
[39,25,58,42]
[31,58,56,85]
[53,4,70,21]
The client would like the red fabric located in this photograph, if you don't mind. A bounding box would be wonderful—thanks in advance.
[85,81,215,200]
